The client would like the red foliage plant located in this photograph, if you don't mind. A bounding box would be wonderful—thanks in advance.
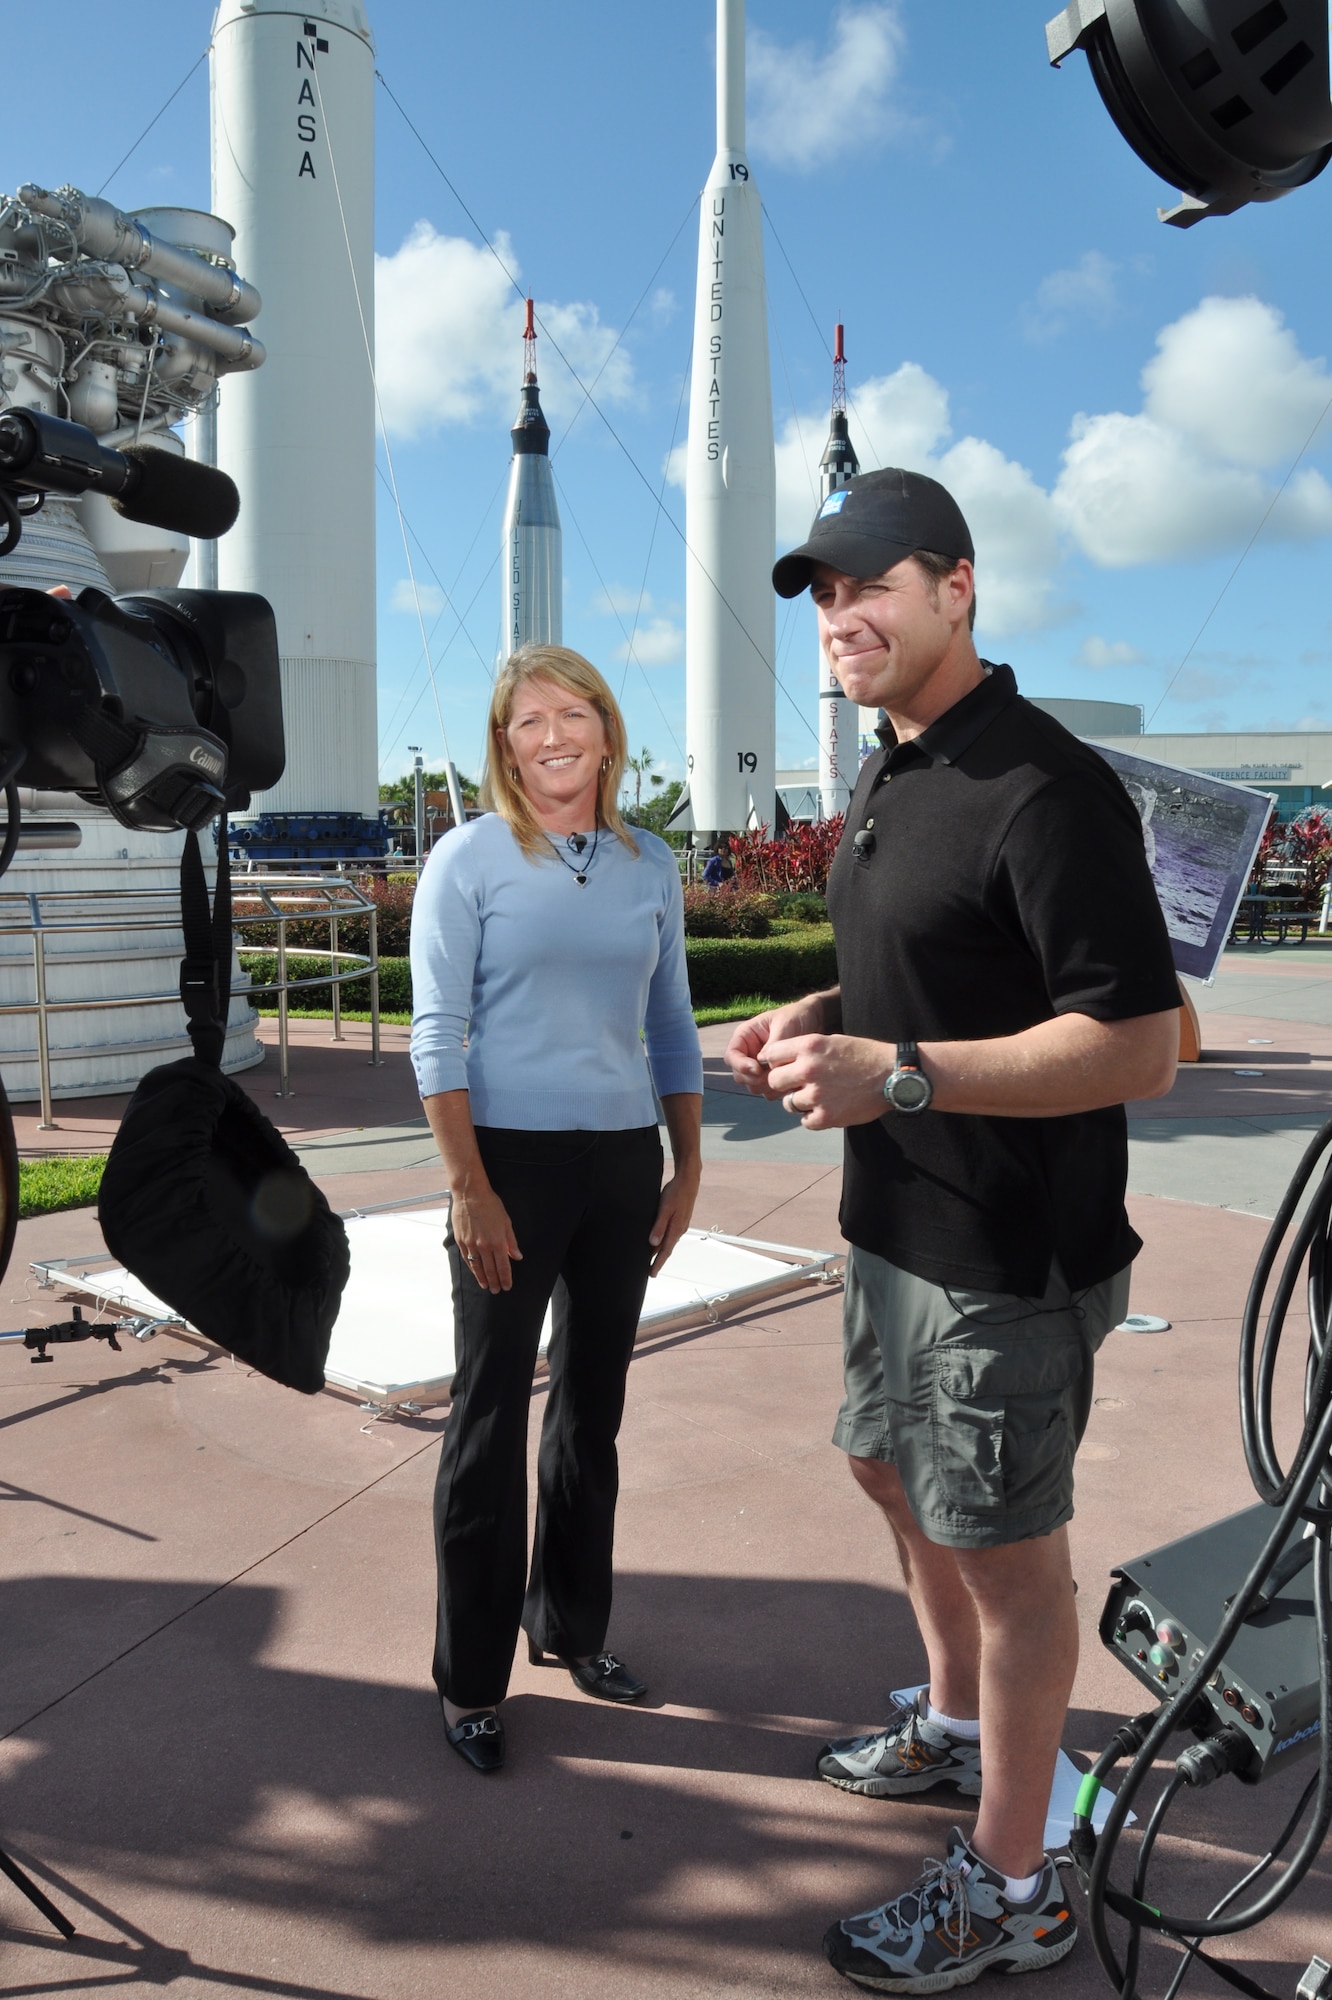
[726,816,844,896]
[1283,807,1332,906]
[242,872,416,956]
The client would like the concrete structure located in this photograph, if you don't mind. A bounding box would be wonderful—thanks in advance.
[500,300,562,658]
[679,0,776,840]
[211,0,378,823]
[1031,696,1143,737]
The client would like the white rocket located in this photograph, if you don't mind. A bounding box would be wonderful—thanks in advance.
[210,0,378,825]
[818,323,859,818]
[680,0,776,840]
[501,300,562,658]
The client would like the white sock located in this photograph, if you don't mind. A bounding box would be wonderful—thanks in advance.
[1002,1867,1043,1903]
[925,1699,981,1740]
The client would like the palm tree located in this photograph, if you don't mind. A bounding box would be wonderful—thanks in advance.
[626,746,661,811]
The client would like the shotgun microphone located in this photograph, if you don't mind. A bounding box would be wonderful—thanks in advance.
[0,408,239,541]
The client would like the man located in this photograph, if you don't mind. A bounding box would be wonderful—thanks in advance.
[726,468,1180,1993]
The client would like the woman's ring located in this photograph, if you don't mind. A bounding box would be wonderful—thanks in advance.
[784,1093,799,1116]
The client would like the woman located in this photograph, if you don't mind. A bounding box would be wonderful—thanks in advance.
[409,645,703,1774]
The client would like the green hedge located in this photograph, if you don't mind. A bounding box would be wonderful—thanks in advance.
[683,927,837,1004]
[245,927,837,1015]
[244,953,413,1013]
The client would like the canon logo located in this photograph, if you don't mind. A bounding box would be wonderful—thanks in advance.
[189,745,223,773]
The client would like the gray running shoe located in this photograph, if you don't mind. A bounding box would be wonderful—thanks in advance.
[817,1691,982,1799]
[823,1827,1077,1992]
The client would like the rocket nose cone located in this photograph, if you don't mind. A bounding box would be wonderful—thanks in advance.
[511,380,551,455]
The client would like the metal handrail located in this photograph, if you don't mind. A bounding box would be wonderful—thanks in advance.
[0,873,384,1129]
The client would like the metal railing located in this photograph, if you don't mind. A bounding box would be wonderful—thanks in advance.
[0,873,383,1130]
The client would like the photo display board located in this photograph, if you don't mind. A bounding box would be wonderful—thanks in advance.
[1092,745,1274,985]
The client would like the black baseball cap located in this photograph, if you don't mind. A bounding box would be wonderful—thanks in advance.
[772,467,974,599]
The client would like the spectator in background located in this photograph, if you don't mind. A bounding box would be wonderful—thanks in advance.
[701,842,733,890]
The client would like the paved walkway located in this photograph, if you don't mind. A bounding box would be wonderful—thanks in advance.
[2,949,1330,1996]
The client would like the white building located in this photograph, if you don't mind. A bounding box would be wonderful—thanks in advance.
[779,697,1332,826]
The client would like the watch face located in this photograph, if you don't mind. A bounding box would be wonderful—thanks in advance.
[889,1069,931,1112]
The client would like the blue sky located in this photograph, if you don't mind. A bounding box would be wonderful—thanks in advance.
[6,2,1332,791]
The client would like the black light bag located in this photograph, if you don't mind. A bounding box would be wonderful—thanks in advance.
[98,820,350,1394]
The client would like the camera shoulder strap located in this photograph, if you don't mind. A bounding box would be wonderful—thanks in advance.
[178,812,231,1069]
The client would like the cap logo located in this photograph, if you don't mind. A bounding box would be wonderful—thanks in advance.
[819,491,849,517]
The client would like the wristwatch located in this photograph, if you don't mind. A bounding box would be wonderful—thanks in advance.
[883,1039,933,1114]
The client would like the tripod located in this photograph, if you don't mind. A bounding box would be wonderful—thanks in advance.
[0,1844,76,1938]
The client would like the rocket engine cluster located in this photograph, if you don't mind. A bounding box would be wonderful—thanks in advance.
[0,183,262,597]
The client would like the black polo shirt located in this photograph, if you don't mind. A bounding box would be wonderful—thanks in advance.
[825,663,1178,1295]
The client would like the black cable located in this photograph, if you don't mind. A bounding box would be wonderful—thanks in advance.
[0,781,19,883]
[1075,1115,1332,1998]
[1123,1772,1187,1999]
[0,748,27,882]
[1158,1769,1322,2000]
[0,488,22,559]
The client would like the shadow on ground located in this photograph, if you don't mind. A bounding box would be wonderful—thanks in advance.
[2,1573,1328,1996]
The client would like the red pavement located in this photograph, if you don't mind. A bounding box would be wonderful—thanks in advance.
[1,1029,1328,1997]
[11,1017,422,1157]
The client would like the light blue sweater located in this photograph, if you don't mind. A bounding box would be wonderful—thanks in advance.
[409,813,703,1129]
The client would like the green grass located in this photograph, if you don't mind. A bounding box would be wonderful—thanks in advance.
[255,999,778,1029]
[19,1153,107,1219]
[692,995,779,1026]
[252,1007,413,1025]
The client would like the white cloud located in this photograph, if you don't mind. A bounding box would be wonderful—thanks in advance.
[374,221,632,440]
[1143,295,1331,468]
[390,578,446,616]
[769,363,1065,637]
[1054,296,1332,567]
[936,436,1065,638]
[672,293,1332,639]
[1078,635,1145,668]
[748,3,910,172]
[614,617,683,667]
[1023,251,1120,342]
[596,584,653,618]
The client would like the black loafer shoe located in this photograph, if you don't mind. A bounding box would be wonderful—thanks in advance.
[572,1653,646,1702]
[443,1705,505,1772]
[529,1639,646,1703]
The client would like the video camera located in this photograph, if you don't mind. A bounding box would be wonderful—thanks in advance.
[0,406,286,1282]
[0,407,283,835]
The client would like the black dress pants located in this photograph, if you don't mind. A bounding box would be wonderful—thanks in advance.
[431,1124,664,1708]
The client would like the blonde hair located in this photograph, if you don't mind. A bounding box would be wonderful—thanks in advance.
[481,644,638,859]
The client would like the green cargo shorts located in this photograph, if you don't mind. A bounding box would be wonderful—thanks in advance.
[832,1245,1131,1549]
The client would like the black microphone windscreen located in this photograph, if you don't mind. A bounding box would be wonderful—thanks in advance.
[113,447,240,541]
